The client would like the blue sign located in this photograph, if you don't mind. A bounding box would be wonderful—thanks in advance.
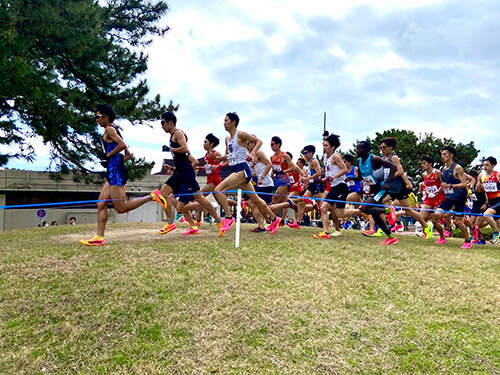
[37,209,46,218]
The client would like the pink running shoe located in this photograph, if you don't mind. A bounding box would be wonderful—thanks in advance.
[266,216,282,234]
[391,223,403,232]
[472,226,479,241]
[460,241,473,249]
[287,221,300,229]
[444,229,451,238]
[435,238,447,244]
[220,217,236,232]
[182,227,199,235]
[387,206,397,226]
[380,236,398,245]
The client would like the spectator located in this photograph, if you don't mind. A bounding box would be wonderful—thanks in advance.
[69,217,77,225]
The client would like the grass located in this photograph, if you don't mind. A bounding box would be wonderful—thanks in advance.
[0,222,499,374]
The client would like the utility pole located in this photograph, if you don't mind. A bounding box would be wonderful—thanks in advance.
[322,111,328,140]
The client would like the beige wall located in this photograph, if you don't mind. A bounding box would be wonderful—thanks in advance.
[0,169,210,231]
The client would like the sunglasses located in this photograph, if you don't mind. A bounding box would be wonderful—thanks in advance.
[94,115,104,120]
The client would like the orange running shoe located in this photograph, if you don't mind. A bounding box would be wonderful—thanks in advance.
[158,222,177,235]
[80,236,105,246]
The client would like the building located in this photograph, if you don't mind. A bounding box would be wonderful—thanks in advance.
[0,157,222,230]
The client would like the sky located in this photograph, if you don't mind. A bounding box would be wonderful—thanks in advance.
[5,0,500,173]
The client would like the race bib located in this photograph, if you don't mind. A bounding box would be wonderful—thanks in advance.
[444,187,454,195]
[289,175,295,184]
[227,154,236,165]
[484,180,498,193]
[383,168,390,180]
[273,165,282,173]
[205,164,212,174]
[363,175,376,185]
[362,181,370,194]
[426,185,438,195]
[347,180,355,187]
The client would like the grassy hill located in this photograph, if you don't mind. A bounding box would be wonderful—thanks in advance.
[1,223,499,374]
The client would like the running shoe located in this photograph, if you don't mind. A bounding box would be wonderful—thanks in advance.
[250,227,266,233]
[151,189,168,210]
[391,223,404,232]
[435,238,447,244]
[287,199,298,213]
[474,239,487,245]
[423,223,434,240]
[241,201,249,215]
[157,222,177,235]
[287,221,300,229]
[313,231,330,239]
[491,232,500,244]
[461,241,473,249]
[313,202,320,212]
[386,206,397,226]
[472,226,479,241]
[362,230,375,237]
[443,229,451,238]
[416,230,424,238]
[266,216,282,234]
[80,236,105,246]
[373,228,384,237]
[220,217,236,232]
[217,220,226,237]
[330,230,342,237]
[380,236,398,245]
[182,227,199,235]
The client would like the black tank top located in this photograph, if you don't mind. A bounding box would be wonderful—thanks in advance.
[170,131,191,172]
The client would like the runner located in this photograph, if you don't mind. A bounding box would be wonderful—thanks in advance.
[80,104,167,246]
[343,154,363,202]
[270,136,294,204]
[419,155,445,233]
[477,156,500,244]
[467,170,488,245]
[295,145,323,225]
[246,138,275,232]
[213,112,281,235]
[155,112,224,235]
[378,137,434,240]
[192,133,223,225]
[313,134,349,239]
[342,141,399,245]
[433,146,472,248]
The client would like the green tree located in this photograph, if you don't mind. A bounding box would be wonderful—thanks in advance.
[347,129,480,182]
[0,0,176,175]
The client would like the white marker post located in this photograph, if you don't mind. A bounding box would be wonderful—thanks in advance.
[235,189,242,248]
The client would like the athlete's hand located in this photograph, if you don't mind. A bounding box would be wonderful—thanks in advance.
[162,145,171,152]
[326,176,333,182]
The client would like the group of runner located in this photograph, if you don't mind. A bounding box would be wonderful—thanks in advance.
[81,105,500,248]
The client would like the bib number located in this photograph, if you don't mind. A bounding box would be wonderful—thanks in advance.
[363,175,376,185]
[484,180,498,193]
